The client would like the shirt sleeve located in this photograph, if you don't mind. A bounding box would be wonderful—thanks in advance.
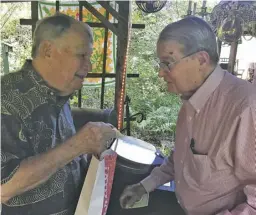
[216,102,256,215]
[1,114,29,184]
[140,150,175,193]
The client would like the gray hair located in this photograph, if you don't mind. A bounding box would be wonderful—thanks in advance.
[32,13,93,58]
[158,16,219,64]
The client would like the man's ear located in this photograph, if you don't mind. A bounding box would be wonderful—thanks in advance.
[38,41,53,59]
[197,51,210,66]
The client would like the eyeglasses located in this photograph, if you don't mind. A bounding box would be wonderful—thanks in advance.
[156,50,200,72]
[75,53,90,60]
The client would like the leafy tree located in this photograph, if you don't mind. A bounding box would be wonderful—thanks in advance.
[1,2,32,74]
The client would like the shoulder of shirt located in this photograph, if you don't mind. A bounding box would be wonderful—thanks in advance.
[1,68,28,92]
[220,72,256,111]
[1,69,34,118]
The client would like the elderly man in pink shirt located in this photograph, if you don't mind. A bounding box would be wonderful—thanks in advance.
[120,16,256,215]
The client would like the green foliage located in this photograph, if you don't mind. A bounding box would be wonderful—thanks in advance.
[125,3,183,148]
[1,3,32,74]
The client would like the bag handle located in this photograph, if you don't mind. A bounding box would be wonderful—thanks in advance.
[107,130,123,151]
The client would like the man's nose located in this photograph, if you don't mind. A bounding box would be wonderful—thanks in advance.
[83,60,92,72]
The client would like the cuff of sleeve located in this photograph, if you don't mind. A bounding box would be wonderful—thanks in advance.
[140,176,158,193]
[215,210,231,215]
[1,164,20,184]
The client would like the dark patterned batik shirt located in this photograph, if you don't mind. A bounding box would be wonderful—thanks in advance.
[1,60,85,215]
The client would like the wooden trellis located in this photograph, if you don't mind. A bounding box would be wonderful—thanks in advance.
[2,0,146,130]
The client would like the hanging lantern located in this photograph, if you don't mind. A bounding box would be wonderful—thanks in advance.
[136,0,167,13]
[217,15,244,43]
[243,21,256,41]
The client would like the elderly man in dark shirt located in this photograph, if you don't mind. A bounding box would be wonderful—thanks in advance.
[1,13,116,215]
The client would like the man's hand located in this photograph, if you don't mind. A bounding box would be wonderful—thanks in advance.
[1,122,117,202]
[75,122,116,157]
[120,183,147,209]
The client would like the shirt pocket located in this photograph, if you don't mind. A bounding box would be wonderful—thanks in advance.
[182,152,211,187]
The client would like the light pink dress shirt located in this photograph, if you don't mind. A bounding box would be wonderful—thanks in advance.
[141,65,256,215]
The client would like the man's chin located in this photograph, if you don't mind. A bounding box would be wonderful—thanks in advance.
[76,82,83,90]
[167,85,177,94]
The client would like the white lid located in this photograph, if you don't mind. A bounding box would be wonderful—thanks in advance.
[111,136,157,165]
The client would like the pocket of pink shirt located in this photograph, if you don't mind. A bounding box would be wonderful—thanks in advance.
[183,153,211,187]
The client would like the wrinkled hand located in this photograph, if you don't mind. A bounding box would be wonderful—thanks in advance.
[75,122,116,156]
[120,183,147,209]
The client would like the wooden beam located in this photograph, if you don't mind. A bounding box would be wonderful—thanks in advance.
[192,2,197,15]
[228,41,238,74]
[1,0,29,2]
[114,1,131,130]
[217,38,222,57]
[20,19,145,29]
[20,19,36,25]
[100,2,110,109]
[97,1,126,23]
[187,1,193,16]
[56,1,60,12]
[86,73,139,78]
[31,1,38,37]
[80,1,120,37]
[78,2,83,108]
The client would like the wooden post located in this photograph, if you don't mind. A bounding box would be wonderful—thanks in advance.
[56,1,60,12]
[80,1,120,37]
[192,2,197,15]
[217,38,222,57]
[20,19,145,29]
[78,2,83,108]
[31,1,38,39]
[2,44,10,74]
[114,1,131,130]
[100,3,110,109]
[187,1,192,16]
[228,41,238,74]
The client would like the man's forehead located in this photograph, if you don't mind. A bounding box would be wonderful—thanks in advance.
[66,30,92,48]
[75,43,93,54]
[157,40,183,60]
[158,41,183,52]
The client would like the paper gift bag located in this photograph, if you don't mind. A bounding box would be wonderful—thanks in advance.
[75,150,117,215]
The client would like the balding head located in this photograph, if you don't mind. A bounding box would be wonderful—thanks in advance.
[31,13,93,96]
[32,13,93,58]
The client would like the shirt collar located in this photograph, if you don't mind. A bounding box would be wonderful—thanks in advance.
[189,65,225,113]
[22,59,70,106]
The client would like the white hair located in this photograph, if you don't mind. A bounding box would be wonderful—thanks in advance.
[32,13,93,58]
[158,16,219,64]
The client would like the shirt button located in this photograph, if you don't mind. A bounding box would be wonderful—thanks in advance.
[188,116,192,121]
[177,180,180,184]
[50,92,54,96]
[181,160,183,164]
